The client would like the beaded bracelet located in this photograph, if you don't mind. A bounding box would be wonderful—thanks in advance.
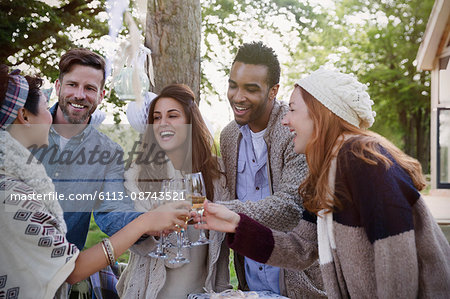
[100,240,110,264]
[101,238,115,266]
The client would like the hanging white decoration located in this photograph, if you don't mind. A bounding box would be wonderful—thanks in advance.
[110,10,155,104]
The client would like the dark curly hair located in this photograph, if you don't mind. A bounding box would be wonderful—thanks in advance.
[233,41,280,88]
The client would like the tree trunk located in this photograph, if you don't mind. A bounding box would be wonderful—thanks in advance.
[416,107,431,172]
[401,107,430,172]
[145,0,201,102]
[399,109,410,153]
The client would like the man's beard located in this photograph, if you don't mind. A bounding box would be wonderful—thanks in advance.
[59,96,96,124]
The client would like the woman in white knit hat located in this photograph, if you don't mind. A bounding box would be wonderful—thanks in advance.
[195,67,450,298]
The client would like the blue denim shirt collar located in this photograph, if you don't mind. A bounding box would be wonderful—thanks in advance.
[238,124,252,144]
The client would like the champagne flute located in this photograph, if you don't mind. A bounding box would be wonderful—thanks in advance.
[185,172,209,246]
[148,179,170,259]
[167,178,190,264]
[180,190,193,248]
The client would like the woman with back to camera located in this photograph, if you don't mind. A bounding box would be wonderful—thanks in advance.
[196,67,450,298]
[117,84,231,298]
[0,66,189,299]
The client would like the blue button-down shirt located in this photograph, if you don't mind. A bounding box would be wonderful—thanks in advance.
[236,125,280,294]
[33,104,141,250]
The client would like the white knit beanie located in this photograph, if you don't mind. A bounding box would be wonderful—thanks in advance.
[126,91,158,133]
[296,67,376,129]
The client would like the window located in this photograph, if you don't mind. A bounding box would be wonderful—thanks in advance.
[437,108,450,188]
[439,56,450,105]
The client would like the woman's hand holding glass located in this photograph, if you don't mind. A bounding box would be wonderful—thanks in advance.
[149,179,187,259]
[194,200,241,233]
[143,201,190,232]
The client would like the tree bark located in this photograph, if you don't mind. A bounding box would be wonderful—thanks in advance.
[145,0,201,102]
[416,107,430,172]
[400,106,430,172]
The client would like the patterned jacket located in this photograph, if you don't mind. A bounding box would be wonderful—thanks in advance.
[219,100,325,298]
[227,139,450,298]
[0,131,79,299]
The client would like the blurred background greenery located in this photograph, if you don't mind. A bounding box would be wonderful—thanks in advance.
[1,0,434,172]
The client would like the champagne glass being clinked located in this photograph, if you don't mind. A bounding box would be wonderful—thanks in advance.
[184,172,209,246]
[167,178,190,264]
[148,179,171,259]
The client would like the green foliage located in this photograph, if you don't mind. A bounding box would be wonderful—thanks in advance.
[3,0,435,168]
[0,0,129,119]
[286,0,433,170]
[97,124,140,154]
[346,0,433,170]
[0,0,108,80]
[229,250,238,289]
[200,0,322,99]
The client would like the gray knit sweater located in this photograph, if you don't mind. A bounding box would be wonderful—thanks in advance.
[219,100,325,298]
[219,100,307,230]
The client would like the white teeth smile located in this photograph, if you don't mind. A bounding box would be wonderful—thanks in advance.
[160,131,175,138]
[70,103,85,109]
[235,106,248,111]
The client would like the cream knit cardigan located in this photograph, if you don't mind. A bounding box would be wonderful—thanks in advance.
[116,162,231,298]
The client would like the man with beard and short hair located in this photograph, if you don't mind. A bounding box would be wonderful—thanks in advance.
[219,42,325,298]
[35,48,142,256]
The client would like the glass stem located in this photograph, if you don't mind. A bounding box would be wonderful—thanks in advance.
[157,233,165,254]
[176,231,183,258]
[199,211,206,238]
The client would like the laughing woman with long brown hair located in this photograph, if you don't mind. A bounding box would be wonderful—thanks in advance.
[117,84,231,298]
[196,68,450,298]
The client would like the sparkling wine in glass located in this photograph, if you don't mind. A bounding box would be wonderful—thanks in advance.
[185,172,209,246]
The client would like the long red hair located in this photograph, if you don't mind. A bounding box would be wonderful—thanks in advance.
[298,87,426,215]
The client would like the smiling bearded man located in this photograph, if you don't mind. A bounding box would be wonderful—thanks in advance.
[56,64,102,125]
[32,48,142,297]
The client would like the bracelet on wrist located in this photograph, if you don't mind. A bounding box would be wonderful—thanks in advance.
[101,238,116,266]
